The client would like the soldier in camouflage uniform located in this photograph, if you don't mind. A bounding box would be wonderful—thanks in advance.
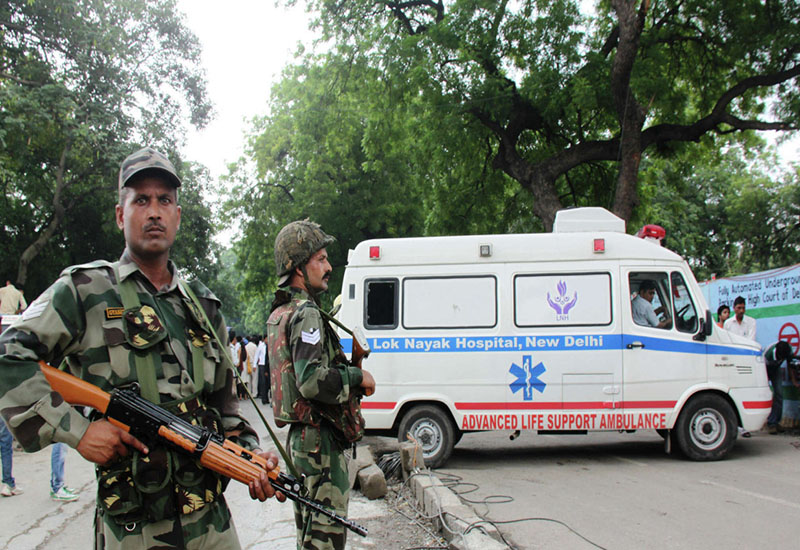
[267,220,375,550]
[0,147,280,549]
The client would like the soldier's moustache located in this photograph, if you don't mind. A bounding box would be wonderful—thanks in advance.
[144,222,166,232]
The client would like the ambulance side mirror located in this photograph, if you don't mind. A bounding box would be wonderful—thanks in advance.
[694,310,713,341]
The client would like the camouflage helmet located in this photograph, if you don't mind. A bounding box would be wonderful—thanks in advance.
[275,219,335,286]
[119,147,181,190]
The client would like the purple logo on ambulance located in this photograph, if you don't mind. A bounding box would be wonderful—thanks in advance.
[546,280,578,321]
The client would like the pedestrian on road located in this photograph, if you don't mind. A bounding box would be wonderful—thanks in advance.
[716,304,730,328]
[268,220,376,550]
[723,296,757,340]
[50,442,79,502]
[255,334,269,404]
[0,419,22,497]
[764,340,796,434]
[0,147,280,549]
[0,280,27,329]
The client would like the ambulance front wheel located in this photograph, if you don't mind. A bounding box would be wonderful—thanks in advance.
[674,394,737,461]
[398,405,456,469]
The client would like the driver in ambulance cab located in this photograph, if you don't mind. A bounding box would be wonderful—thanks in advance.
[632,280,671,329]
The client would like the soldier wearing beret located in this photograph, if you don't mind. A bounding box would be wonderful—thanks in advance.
[0,147,280,549]
[267,220,375,550]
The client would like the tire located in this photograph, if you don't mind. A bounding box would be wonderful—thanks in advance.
[674,394,737,461]
[397,405,456,469]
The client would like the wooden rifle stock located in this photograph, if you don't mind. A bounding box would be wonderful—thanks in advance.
[349,328,374,397]
[38,361,368,536]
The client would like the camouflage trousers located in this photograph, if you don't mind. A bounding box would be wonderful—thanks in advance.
[288,423,350,550]
[95,497,242,550]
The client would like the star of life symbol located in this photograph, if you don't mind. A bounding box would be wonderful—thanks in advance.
[509,355,546,401]
[546,280,578,321]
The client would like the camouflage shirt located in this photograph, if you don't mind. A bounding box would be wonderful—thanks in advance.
[0,250,258,453]
[268,287,363,428]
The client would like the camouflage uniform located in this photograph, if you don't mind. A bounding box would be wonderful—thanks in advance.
[0,252,257,549]
[268,287,364,550]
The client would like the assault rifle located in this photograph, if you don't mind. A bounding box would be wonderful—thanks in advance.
[38,361,368,537]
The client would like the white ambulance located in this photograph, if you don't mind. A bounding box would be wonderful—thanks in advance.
[336,208,771,467]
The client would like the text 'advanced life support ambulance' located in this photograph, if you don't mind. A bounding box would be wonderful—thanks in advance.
[336,208,771,467]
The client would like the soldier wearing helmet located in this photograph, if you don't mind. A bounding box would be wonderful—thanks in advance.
[268,220,376,550]
[0,147,281,549]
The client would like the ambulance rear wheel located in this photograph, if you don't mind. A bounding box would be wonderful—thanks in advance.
[398,405,455,469]
[675,394,736,461]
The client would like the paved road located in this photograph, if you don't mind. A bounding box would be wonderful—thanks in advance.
[438,429,800,550]
[0,400,434,550]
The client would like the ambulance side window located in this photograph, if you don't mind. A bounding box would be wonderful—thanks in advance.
[403,276,497,329]
[364,279,398,329]
[670,272,698,333]
[629,272,672,329]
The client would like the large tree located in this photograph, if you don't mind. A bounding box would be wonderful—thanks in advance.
[296,0,800,229]
[226,54,428,309]
[0,0,212,289]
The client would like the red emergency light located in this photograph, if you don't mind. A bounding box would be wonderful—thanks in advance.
[369,246,381,260]
[593,238,605,253]
[637,224,665,245]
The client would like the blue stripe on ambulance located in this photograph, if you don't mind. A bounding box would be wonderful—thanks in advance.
[340,335,761,356]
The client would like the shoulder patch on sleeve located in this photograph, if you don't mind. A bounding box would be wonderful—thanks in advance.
[301,328,321,345]
[22,298,50,321]
[59,259,113,277]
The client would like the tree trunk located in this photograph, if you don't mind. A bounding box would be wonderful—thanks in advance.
[16,143,71,285]
[610,0,649,222]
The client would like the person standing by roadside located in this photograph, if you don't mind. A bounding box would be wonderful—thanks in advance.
[716,304,730,328]
[0,147,279,548]
[50,442,79,501]
[0,419,22,497]
[268,220,375,550]
[0,280,27,320]
[255,334,269,404]
[764,341,796,434]
[245,335,258,397]
[723,296,757,340]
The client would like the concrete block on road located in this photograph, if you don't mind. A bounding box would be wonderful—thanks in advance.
[408,471,443,502]
[348,445,375,488]
[400,441,425,480]
[441,504,502,544]
[446,530,508,550]
[356,464,388,500]
[399,441,425,478]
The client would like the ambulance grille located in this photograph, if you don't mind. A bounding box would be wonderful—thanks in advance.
[736,365,753,375]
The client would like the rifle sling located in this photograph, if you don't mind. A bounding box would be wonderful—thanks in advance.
[114,265,160,404]
[178,280,302,481]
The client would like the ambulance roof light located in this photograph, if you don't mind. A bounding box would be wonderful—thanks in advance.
[636,224,666,245]
[369,245,380,260]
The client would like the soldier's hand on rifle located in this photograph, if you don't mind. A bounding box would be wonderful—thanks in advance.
[360,369,376,396]
[247,450,286,502]
[76,419,149,466]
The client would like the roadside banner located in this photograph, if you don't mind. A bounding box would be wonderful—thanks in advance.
[700,264,800,427]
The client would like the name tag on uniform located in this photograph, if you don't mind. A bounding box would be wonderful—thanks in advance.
[105,307,124,320]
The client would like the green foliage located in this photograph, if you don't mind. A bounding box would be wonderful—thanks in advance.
[292,0,800,227]
[637,139,800,279]
[226,54,430,311]
[0,0,213,297]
